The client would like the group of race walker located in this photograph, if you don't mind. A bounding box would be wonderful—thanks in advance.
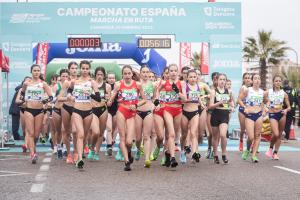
[16,60,290,171]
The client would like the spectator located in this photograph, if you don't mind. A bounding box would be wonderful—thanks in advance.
[282,80,298,140]
[9,84,22,140]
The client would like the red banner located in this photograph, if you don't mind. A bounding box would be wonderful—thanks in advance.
[179,42,191,71]
[200,42,209,75]
[0,49,10,72]
[36,43,49,77]
[208,0,216,2]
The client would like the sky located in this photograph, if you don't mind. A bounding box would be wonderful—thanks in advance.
[1,0,300,63]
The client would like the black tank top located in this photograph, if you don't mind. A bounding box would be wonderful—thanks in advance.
[108,83,118,111]
[214,88,230,109]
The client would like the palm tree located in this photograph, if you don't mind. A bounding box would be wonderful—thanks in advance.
[243,30,289,89]
[191,51,201,69]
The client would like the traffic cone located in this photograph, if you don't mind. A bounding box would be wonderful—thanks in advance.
[289,124,296,140]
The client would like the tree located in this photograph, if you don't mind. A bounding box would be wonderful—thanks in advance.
[191,51,201,69]
[281,66,300,88]
[243,30,289,89]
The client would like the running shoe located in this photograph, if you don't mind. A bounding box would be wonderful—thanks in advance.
[222,155,229,164]
[115,149,124,161]
[151,147,160,161]
[140,145,145,156]
[31,153,38,164]
[209,150,214,159]
[57,149,63,159]
[265,148,273,158]
[88,150,95,160]
[160,156,166,166]
[106,147,113,157]
[165,152,171,167]
[206,148,212,159]
[135,149,141,161]
[174,144,180,152]
[242,150,250,160]
[76,160,84,169]
[184,146,191,154]
[192,152,201,163]
[124,161,131,171]
[21,144,27,153]
[180,151,187,164]
[272,153,279,160]
[128,151,134,164]
[84,146,89,154]
[66,154,74,164]
[239,141,243,151]
[214,156,220,164]
[144,160,151,168]
[150,153,154,161]
[53,146,57,154]
[93,153,100,161]
[73,153,79,163]
[63,150,68,159]
[252,156,259,163]
[170,157,178,168]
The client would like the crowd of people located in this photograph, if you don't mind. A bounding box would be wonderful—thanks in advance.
[10,60,300,171]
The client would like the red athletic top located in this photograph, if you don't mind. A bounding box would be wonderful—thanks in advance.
[161,80,182,105]
[118,80,139,105]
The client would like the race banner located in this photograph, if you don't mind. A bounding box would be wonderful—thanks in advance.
[200,42,209,75]
[179,42,191,70]
[36,42,49,77]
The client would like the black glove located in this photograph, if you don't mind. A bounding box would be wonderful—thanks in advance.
[172,83,179,94]
[20,91,25,101]
[42,96,53,104]
[91,92,102,102]
[154,99,160,106]
[67,87,73,95]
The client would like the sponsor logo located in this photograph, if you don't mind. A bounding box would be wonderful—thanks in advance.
[203,7,235,17]
[212,43,240,49]
[66,43,122,55]
[2,42,10,51]
[141,49,151,63]
[213,59,240,68]
[1,42,31,52]
[9,13,51,24]
[203,7,213,16]
[205,22,235,30]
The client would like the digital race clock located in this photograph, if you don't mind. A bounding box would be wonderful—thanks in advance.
[67,35,101,48]
[137,38,171,48]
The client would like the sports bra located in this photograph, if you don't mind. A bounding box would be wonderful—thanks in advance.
[245,87,264,107]
[73,81,93,103]
[25,81,44,102]
[117,80,139,105]
[268,89,284,109]
[160,80,182,105]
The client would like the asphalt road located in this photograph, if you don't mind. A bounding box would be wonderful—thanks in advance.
[1,141,300,200]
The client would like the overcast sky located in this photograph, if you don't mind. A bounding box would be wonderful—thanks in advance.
[1,0,300,63]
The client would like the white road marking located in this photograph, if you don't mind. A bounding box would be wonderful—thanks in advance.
[43,157,51,163]
[30,183,45,193]
[274,166,300,175]
[0,158,27,161]
[45,152,52,156]
[0,170,30,177]
[39,165,49,172]
[35,173,47,182]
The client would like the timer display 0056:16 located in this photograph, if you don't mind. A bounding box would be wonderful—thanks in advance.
[137,38,171,48]
[68,38,101,48]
